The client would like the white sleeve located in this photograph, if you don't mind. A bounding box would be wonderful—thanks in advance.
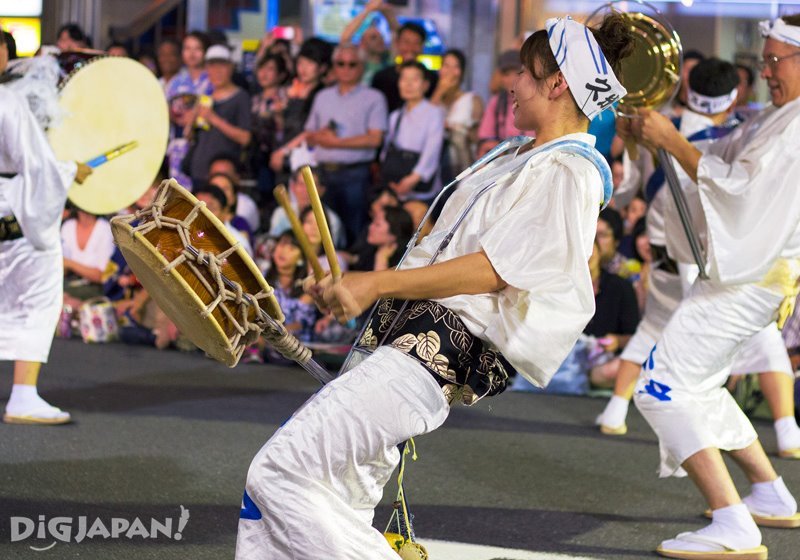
[479,153,602,386]
[0,89,76,251]
[695,113,800,283]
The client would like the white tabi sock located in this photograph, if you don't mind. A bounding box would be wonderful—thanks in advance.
[6,385,58,416]
[774,416,800,452]
[597,395,629,427]
[744,477,798,518]
[662,504,761,552]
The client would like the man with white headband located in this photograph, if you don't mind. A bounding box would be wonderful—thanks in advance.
[236,15,634,559]
[627,13,800,560]
[599,58,800,460]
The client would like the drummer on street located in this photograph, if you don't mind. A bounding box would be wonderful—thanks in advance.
[0,29,92,424]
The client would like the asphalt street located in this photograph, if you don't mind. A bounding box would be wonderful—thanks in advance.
[1,339,798,559]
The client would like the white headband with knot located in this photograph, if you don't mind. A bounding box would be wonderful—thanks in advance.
[759,18,800,47]
[687,87,738,115]
[545,16,627,121]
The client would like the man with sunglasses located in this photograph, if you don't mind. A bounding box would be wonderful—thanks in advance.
[303,43,388,245]
[625,14,800,559]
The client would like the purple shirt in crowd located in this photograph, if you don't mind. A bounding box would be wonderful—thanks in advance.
[383,99,445,184]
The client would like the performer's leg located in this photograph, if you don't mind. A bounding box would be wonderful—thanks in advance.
[758,371,800,457]
[598,267,678,435]
[13,359,41,385]
[236,347,449,560]
[596,358,640,435]
[4,360,70,424]
[634,281,788,557]
[1,240,70,425]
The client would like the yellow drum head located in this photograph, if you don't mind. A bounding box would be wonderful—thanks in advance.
[49,57,168,215]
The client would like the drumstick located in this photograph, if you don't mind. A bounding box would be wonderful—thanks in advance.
[300,165,341,280]
[84,141,139,168]
[273,185,325,281]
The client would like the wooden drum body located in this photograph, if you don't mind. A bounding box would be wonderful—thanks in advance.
[111,180,283,366]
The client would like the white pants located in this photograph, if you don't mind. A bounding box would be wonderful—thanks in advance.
[622,269,792,377]
[0,237,62,363]
[633,280,785,477]
[236,347,450,560]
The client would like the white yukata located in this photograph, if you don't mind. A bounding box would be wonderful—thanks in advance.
[634,97,800,477]
[236,133,605,559]
[619,110,792,378]
[0,87,76,363]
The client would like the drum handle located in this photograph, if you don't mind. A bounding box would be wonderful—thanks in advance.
[183,245,335,384]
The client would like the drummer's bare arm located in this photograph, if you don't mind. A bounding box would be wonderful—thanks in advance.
[635,108,701,182]
[318,251,507,321]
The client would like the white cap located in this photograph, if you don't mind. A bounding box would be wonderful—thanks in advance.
[205,44,233,63]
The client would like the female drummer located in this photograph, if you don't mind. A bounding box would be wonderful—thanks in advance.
[236,15,635,559]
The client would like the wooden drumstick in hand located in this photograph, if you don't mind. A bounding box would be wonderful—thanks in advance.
[273,185,325,280]
[300,165,341,280]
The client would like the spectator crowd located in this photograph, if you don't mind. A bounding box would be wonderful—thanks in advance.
[37,2,800,396]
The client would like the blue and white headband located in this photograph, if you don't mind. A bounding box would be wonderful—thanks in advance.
[545,17,627,121]
[759,18,800,47]
[687,87,738,115]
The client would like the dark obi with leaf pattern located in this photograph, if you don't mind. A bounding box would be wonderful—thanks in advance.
[355,298,515,405]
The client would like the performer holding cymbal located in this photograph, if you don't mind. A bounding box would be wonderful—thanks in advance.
[627,13,800,560]
[0,29,92,425]
[236,14,634,559]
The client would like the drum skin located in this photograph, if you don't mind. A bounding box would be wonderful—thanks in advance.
[49,57,169,215]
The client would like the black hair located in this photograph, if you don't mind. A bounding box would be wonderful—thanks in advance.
[383,206,414,242]
[520,14,635,90]
[736,63,755,88]
[265,230,306,298]
[783,14,800,26]
[598,206,624,244]
[397,22,427,43]
[398,60,428,81]
[631,216,648,263]
[443,48,466,84]
[209,153,240,174]
[107,41,128,54]
[184,31,210,52]
[2,30,15,60]
[688,58,739,98]
[206,29,229,47]
[298,37,333,69]
[684,49,705,63]
[0,28,4,46]
[194,184,228,212]
[257,53,289,81]
[380,206,414,268]
[57,23,91,48]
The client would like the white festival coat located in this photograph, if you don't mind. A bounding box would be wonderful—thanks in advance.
[401,133,604,387]
[665,97,800,284]
[0,87,76,250]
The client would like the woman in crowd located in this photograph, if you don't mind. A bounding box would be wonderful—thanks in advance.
[270,40,331,175]
[250,54,289,196]
[367,205,413,272]
[61,209,116,303]
[166,31,212,188]
[431,48,484,178]
[380,60,445,201]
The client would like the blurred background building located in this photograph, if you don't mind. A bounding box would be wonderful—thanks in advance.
[1,0,798,103]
